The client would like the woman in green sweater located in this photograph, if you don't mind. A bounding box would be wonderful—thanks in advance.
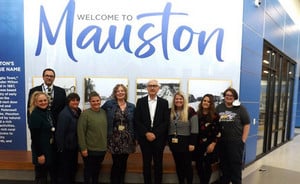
[77,91,108,184]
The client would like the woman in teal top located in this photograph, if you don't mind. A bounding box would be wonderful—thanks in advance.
[77,91,108,184]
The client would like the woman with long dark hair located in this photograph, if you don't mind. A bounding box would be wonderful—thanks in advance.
[193,94,221,184]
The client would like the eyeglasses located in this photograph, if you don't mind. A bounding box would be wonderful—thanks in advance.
[225,94,234,97]
[44,75,55,78]
[147,85,159,88]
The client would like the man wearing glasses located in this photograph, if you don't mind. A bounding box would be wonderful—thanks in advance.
[28,68,66,126]
[27,68,66,184]
[135,79,170,184]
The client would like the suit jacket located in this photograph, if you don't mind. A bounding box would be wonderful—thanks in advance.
[134,95,170,148]
[28,84,67,127]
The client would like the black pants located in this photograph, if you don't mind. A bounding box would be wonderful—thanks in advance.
[34,164,56,184]
[219,140,244,184]
[82,154,105,184]
[171,151,193,184]
[195,152,215,184]
[140,143,165,184]
[57,150,78,184]
[110,153,129,184]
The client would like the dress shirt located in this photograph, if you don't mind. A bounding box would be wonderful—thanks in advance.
[148,96,157,128]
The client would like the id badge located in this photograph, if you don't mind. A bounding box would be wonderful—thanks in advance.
[172,137,178,143]
[118,125,125,131]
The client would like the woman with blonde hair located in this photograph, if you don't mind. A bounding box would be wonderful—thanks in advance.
[168,91,197,184]
[28,91,56,184]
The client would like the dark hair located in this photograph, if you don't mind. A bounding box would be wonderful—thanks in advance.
[89,91,100,101]
[197,94,216,121]
[223,87,238,100]
[66,92,80,104]
[42,68,56,77]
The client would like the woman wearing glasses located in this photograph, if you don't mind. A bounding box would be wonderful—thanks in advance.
[216,87,250,184]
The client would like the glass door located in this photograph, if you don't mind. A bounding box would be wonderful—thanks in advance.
[256,41,295,157]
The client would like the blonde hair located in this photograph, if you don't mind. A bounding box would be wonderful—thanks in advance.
[111,84,128,100]
[170,91,188,122]
[29,91,48,114]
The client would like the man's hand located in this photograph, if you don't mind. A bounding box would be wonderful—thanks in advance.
[145,132,156,142]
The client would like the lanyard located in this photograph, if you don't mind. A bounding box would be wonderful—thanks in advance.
[174,112,180,136]
[46,110,55,132]
[43,85,53,108]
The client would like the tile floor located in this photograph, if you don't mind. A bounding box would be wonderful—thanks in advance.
[242,129,300,184]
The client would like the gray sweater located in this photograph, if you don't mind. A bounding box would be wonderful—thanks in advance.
[168,115,198,136]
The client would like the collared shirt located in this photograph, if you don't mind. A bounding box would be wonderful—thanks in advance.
[42,84,53,93]
[148,96,157,127]
[43,84,54,106]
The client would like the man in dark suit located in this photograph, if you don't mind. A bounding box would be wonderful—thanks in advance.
[27,68,66,127]
[27,68,66,184]
[135,79,170,184]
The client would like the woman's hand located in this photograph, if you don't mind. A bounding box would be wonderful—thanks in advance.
[188,145,195,152]
[206,142,216,153]
[37,155,45,165]
[81,149,88,157]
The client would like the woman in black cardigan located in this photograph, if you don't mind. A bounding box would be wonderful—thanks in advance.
[28,91,56,184]
[55,93,81,184]
[193,94,221,184]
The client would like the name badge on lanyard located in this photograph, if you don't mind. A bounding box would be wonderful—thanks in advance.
[118,125,125,131]
[172,137,178,143]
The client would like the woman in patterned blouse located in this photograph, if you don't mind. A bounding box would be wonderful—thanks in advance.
[102,84,136,184]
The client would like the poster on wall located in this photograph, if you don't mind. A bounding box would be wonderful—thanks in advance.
[84,77,128,108]
[32,77,77,96]
[188,79,232,110]
[0,0,26,150]
[136,78,180,107]
[0,0,244,150]
[24,0,243,103]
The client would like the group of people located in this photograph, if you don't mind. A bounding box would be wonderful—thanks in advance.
[27,68,250,184]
